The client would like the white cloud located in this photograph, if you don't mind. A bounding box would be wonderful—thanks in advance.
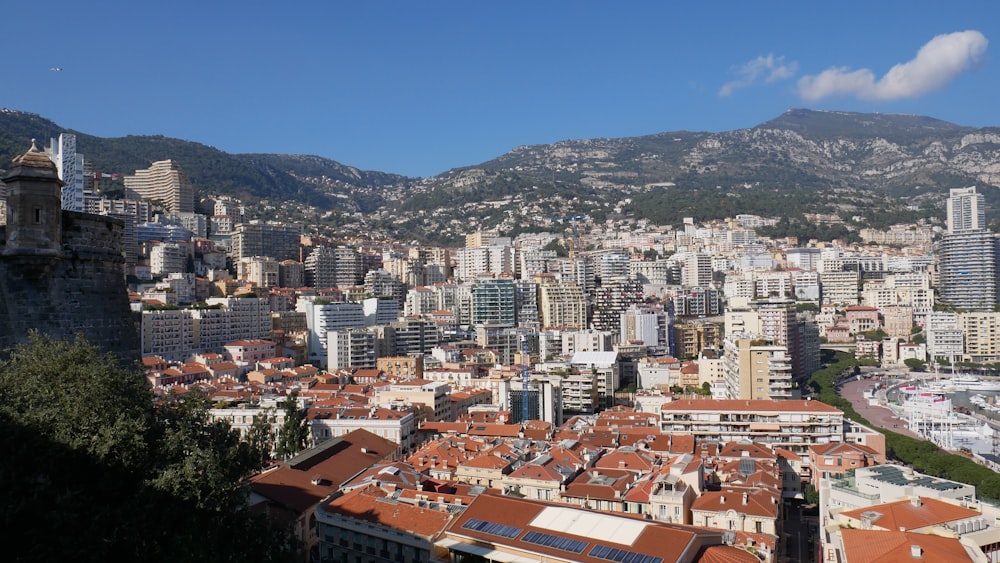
[719,54,798,97]
[798,30,988,101]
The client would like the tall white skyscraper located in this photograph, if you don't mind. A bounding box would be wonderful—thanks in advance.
[947,186,985,233]
[45,134,87,212]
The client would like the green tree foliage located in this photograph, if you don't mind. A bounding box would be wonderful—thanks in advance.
[248,410,276,467]
[542,238,569,257]
[150,390,260,510]
[904,358,927,371]
[275,393,310,460]
[803,484,820,505]
[859,328,887,341]
[795,302,820,313]
[0,333,298,562]
[0,333,152,471]
[756,216,860,244]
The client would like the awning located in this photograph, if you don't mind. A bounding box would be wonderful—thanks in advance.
[749,423,781,431]
[435,538,543,563]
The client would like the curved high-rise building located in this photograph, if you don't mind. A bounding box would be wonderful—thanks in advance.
[124,159,194,213]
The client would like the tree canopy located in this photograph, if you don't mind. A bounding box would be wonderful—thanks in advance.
[0,333,297,562]
[275,392,310,460]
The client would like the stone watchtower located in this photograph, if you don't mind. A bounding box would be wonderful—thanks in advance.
[0,141,140,363]
[2,140,63,256]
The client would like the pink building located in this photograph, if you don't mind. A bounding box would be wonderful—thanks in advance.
[845,306,880,335]
[223,339,276,365]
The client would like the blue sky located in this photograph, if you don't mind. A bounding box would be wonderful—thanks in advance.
[5,1,999,178]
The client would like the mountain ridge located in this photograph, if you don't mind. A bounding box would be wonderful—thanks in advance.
[2,108,999,243]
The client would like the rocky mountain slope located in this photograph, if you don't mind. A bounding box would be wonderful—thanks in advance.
[2,108,999,243]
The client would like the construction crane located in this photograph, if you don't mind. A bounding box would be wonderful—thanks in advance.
[551,214,585,260]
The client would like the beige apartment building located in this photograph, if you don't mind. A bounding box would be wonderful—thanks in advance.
[538,281,587,330]
[723,336,793,400]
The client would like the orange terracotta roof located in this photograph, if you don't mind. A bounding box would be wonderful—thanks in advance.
[697,545,761,563]
[249,429,397,514]
[840,529,976,563]
[321,485,452,539]
[563,468,634,501]
[809,441,879,457]
[467,423,521,437]
[460,453,512,471]
[691,488,780,519]
[840,497,980,531]
[718,441,776,460]
[662,398,841,414]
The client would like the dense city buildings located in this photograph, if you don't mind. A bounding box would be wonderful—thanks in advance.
[14,127,1000,561]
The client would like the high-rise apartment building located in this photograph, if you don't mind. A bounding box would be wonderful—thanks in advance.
[328,329,376,370]
[538,281,587,330]
[938,187,999,311]
[592,278,644,333]
[820,269,860,306]
[725,298,819,380]
[231,221,301,262]
[304,246,337,288]
[124,160,194,213]
[680,252,713,288]
[471,277,517,327]
[672,320,721,359]
[95,197,150,267]
[297,297,366,368]
[140,297,272,361]
[514,280,539,327]
[455,244,514,280]
[239,256,280,288]
[620,303,670,350]
[364,269,406,302]
[937,230,1000,311]
[374,318,439,357]
[947,186,985,233]
[959,312,1000,363]
[278,260,304,289]
[925,312,964,364]
[596,252,631,283]
[150,241,190,276]
[45,134,88,212]
[723,335,793,400]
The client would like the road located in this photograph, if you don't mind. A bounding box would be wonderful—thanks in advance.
[837,375,921,439]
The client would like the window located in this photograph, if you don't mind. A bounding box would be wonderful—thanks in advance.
[34,208,41,223]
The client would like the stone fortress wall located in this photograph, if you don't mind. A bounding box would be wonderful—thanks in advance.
[0,145,139,363]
